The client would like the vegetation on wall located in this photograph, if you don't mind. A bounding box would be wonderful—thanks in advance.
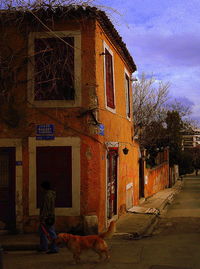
[0,0,95,128]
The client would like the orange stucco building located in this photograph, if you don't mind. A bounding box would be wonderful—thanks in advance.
[0,6,140,234]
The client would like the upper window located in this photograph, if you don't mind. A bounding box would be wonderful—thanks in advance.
[104,43,115,110]
[34,37,74,101]
[28,31,81,107]
[125,71,131,119]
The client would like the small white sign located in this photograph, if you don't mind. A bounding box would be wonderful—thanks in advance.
[145,176,148,185]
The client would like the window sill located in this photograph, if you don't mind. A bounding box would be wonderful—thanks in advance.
[105,105,116,114]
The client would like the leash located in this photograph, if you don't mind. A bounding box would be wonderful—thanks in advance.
[41,223,52,241]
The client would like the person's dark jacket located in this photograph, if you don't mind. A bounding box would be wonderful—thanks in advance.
[40,190,56,224]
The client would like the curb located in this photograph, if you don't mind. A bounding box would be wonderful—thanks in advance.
[113,214,157,240]
[160,180,184,212]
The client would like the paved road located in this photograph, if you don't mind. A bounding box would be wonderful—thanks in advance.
[3,175,200,269]
[167,175,200,217]
[156,174,200,235]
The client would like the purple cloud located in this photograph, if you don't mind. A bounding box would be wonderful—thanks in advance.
[95,0,200,123]
[129,33,200,67]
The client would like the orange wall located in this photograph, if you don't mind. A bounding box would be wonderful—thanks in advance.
[144,163,169,198]
[94,21,139,230]
[0,17,139,233]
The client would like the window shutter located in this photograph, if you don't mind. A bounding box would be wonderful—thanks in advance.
[105,49,115,109]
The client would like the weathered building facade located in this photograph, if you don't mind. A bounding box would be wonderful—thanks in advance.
[0,6,140,233]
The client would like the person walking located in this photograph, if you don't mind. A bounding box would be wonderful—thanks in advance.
[38,180,58,254]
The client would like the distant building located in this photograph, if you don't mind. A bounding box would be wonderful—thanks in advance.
[181,129,200,150]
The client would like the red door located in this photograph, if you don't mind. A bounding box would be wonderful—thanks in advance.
[107,148,118,219]
[0,147,16,230]
[36,146,72,208]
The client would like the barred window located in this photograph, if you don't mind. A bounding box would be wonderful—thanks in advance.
[34,37,74,101]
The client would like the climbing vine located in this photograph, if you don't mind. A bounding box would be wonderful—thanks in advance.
[0,0,96,128]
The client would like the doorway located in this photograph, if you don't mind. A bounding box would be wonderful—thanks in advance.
[0,147,16,230]
[107,148,118,219]
[36,146,72,208]
[139,158,145,199]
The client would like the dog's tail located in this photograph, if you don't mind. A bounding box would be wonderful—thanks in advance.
[99,221,115,239]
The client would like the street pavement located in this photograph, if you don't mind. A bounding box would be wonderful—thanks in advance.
[0,178,184,268]
[114,178,183,239]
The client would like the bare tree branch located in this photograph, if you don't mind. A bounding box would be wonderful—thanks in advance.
[133,73,170,136]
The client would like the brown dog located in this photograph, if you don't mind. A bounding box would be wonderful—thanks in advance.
[55,221,115,263]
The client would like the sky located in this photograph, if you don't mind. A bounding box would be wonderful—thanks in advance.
[94,0,200,123]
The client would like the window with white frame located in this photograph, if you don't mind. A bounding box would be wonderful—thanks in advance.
[104,43,115,110]
[28,31,81,107]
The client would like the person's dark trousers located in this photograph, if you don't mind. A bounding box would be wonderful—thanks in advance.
[39,224,58,252]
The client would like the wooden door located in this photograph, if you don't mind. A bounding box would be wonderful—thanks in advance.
[36,146,72,208]
[107,148,118,219]
[0,147,16,230]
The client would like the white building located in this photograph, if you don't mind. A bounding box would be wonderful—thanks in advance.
[181,129,200,150]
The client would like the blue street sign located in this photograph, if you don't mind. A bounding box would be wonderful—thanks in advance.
[16,161,22,166]
[36,124,54,135]
[36,136,55,140]
[99,124,105,136]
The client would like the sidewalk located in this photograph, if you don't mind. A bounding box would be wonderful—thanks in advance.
[0,179,184,250]
[114,179,183,240]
